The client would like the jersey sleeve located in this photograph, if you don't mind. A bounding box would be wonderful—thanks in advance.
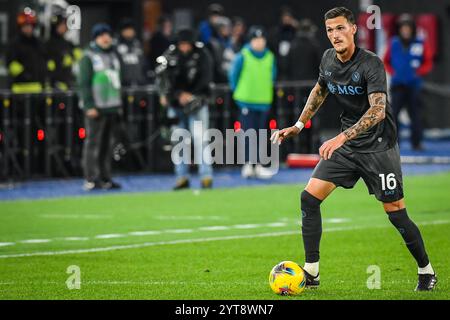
[317,51,328,88]
[366,55,387,95]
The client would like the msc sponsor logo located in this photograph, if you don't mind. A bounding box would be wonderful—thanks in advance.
[327,82,364,96]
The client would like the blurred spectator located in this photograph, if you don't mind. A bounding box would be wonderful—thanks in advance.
[115,18,147,86]
[155,29,214,190]
[198,3,225,44]
[229,26,277,179]
[45,13,82,91]
[77,23,122,191]
[7,8,46,93]
[287,19,321,81]
[207,16,232,83]
[230,17,246,53]
[383,14,434,150]
[268,6,299,80]
[148,15,173,73]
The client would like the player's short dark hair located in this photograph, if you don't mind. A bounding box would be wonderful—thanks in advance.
[324,7,355,24]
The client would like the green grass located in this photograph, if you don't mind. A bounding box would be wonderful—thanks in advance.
[0,173,449,299]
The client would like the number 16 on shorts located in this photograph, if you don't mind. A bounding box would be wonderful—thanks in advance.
[379,173,397,191]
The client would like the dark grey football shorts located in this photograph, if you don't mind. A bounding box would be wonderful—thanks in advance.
[311,144,404,203]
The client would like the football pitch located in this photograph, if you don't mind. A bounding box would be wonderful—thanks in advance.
[0,172,449,300]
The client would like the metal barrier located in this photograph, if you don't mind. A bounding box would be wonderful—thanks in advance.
[0,81,316,181]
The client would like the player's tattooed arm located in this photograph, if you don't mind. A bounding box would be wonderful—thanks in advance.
[298,83,329,124]
[342,92,386,141]
[271,82,328,145]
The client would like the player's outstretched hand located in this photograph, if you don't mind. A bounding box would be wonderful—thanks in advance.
[270,126,301,145]
[319,133,348,160]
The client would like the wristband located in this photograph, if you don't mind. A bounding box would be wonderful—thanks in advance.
[294,121,304,131]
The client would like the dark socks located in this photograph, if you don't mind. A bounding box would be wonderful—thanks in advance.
[387,208,429,268]
[301,190,322,263]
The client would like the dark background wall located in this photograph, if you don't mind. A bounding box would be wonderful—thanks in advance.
[160,0,450,129]
[2,0,450,129]
[162,0,358,53]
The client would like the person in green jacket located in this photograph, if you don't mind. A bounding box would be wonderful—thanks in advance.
[228,26,277,179]
[77,23,122,191]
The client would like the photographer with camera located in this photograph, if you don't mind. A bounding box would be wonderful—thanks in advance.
[156,29,214,190]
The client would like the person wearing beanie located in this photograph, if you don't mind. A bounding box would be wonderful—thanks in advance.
[155,28,214,190]
[383,14,434,150]
[228,25,277,179]
[77,23,122,191]
[115,18,147,86]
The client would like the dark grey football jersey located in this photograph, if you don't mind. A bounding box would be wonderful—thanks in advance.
[318,47,397,153]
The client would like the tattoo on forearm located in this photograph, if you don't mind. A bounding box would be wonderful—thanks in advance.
[299,83,329,124]
[343,92,386,141]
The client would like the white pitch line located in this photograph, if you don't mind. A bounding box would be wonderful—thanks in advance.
[0,242,15,247]
[0,231,300,259]
[0,220,287,246]
[154,215,225,221]
[265,222,288,227]
[0,280,267,286]
[39,214,112,220]
[62,237,89,241]
[233,224,260,229]
[128,231,161,236]
[198,226,230,231]
[0,280,268,286]
[19,239,51,244]
[94,234,124,239]
[0,220,448,259]
[164,229,193,234]
[324,218,350,224]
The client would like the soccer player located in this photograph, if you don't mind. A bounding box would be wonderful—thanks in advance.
[270,7,437,291]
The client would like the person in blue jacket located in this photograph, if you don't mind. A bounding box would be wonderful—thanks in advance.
[383,14,433,150]
[228,26,277,179]
[198,3,225,45]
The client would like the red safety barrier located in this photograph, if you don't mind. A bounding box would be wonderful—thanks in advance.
[286,153,320,168]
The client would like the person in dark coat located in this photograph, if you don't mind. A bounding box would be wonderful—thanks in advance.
[287,19,321,81]
[45,13,81,91]
[148,15,173,73]
[7,8,46,93]
[115,18,147,86]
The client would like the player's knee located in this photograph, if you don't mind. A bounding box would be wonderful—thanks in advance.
[301,190,322,210]
[383,199,405,212]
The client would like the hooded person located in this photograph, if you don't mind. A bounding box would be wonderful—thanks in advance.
[155,28,214,190]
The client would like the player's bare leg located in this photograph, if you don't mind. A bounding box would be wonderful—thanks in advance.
[383,198,437,291]
[300,178,336,288]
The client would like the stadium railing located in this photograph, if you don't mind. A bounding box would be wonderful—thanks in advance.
[0,81,316,182]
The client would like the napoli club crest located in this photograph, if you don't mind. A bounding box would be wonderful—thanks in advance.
[327,82,337,94]
[352,71,360,83]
